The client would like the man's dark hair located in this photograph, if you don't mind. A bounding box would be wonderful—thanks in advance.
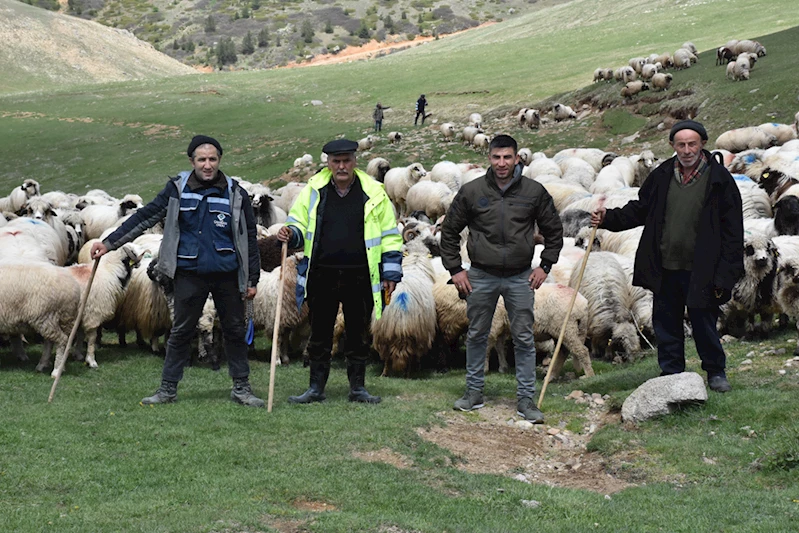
[489,134,518,154]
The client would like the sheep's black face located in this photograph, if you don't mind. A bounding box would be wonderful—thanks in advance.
[774,195,799,236]
[743,236,778,279]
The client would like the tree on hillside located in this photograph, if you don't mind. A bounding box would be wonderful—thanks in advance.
[241,31,255,55]
[384,15,395,35]
[216,37,237,66]
[241,6,250,19]
[324,19,333,34]
[258,27,270,48]
[301,20,314,43]
[251,0,260,10]
[204,15,216,33]
[357,19,370,39]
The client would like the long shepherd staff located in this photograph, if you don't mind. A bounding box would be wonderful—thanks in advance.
[537,224,598,410]
[268,241,288,412]
[49,257,101,403]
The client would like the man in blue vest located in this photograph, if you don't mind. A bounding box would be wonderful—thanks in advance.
[91,135,263,406]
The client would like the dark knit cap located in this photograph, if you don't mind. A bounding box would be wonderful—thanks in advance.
[322,139,358,155]
[187,135,223,157]
[669,120,708,142]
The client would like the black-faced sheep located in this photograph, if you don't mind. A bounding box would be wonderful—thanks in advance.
[366,157,391,183]
[552,103,577,122]
[517,108,540,129]
[774,195,799,236]
[719,232,780,339]
[468,113,483,129]
[651,72,673,91]
[387,131,402,144]
[732,39,766,57]
[0,179,40,214]
[621,81,650,99]
[472,133,490,153]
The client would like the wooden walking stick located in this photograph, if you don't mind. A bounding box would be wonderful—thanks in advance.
[267,241,288,412]
[48,257,101,403]
[537,224,598,410]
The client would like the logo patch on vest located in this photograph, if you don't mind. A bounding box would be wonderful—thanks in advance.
[478,197,489,208]
[213,213,228,228]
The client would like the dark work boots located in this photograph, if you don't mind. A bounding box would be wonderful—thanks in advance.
[347,362,381,404]
[288,362,330,404]
[141,380,178,405]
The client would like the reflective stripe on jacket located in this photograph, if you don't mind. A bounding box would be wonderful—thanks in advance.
[285,168,403,320]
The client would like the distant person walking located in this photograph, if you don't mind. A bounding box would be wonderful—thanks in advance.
[373,103,384,132]
[414,94,428,126]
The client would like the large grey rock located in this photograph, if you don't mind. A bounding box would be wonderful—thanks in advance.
[621,372,708,423]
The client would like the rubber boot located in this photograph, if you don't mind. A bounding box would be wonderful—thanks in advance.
[347,362,381,404]
[231,377,265,407]
[141,380,177,405]
[288,361,330,404]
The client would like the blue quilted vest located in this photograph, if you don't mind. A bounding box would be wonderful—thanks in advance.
[175,173,238,274]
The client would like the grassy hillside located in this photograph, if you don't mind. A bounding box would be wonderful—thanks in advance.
[0,0,195,94]
[1,0,798,200]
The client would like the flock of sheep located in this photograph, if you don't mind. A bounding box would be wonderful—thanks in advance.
[3,34,799,380]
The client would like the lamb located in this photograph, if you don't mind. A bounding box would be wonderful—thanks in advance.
[714,127,778,152]
[80,194,144,241]
[629,150,658,187]
[718,232,780,339]
[429,161,462,193]
[592,68,605,83]
[384,162,428,217]
[0,261,81,372]
[716,46,735,66]
[552,103,577,121]
[757,123,798,146]
[439,123,456,140]
[569,251,641,362]
[405,181,456,221]
[468,113,483,129]
[518,108,540,129]
[0,179,40,214]
[553,148,617,173]
[387,131,402,144]
[250,191,278,228]
[371,239,437,376]
[650,72,673,91]
[726,60,747,81]
[366,157,391,183]
[621,81,650,99]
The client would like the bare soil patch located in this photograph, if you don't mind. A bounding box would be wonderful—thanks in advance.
[291,499,338,512]
[353,447,413,470]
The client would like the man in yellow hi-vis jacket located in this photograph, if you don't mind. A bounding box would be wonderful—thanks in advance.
[277,139,403,404]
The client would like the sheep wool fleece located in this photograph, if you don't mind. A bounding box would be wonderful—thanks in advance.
[285,168,403,320]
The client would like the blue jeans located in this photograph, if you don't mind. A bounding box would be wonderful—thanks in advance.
[465,267,537,399]
[162,270,249,382]
[653,269,726,377]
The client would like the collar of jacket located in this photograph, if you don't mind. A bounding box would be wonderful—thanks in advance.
[656,150,728,188]
[484,163,524,193]
[308,168,386,197]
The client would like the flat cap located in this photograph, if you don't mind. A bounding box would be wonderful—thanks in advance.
[669,120,708,142]
[187,135,223,157]
[322,139,359,155]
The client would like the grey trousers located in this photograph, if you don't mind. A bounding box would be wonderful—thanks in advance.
[465,267,537,399]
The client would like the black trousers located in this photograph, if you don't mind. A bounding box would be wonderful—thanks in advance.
[414,110,426,125]
[652,269,726,377]
[306,267,373,364]
[162,270,249,382]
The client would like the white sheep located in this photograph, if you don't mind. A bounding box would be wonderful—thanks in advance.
[384,162,427,217]
[293,153,313,167]
[734,176,773,219]
[405,181,455,222]
[0,261,81,372]
[732,39,766,57]
[552,103,577,121]
[590,156,635,194]
[518,108,540,129]
[621,81,650,99]
[650,73,673,91]
[772,255,799,354]
[357,135,379,151]
[429,161,462,193]
[468,113,483,129]
[673,48,695,69]
[0,217,67,266]
[757,123,797,145]
[523,156,563,180]
[517,148,534,167]
[553,148,617,173]
[471,133,490,152]
[569,251,641,362]
[371,239,437,376]
[387,131,402,144]
[366,157,391,183]
[640,63,660,81]
[80,194,144,241]
[439,123,456,140]
[272,182,306,214]
[614,66,637,83]
[681,42,698,55]
[0,179,40,214]
[728,150,766,180]
[629,150,658,187]
[715,127,778,152]
[462,126,482,145]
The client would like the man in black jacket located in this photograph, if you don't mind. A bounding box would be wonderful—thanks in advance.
[414,94,427,126]
[440,134,563,422]
[591,120,744,392]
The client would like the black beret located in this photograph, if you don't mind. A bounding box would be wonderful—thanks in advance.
[669,120,708,142]
[187,135,223,157]
[322,139,358,155]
